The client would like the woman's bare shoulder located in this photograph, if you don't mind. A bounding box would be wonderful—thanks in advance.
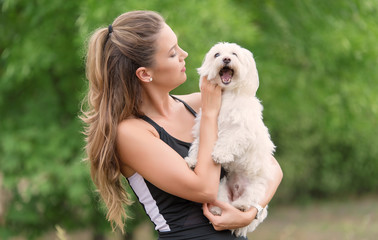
[117,117,157,139]
[116,117,159,168]
[173,92,201,113]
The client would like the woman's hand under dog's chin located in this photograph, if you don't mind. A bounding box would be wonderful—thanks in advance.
[203,200,257,231]
[200,76,222,118]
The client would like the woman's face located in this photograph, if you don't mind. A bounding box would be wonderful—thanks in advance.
[150,23,188,89]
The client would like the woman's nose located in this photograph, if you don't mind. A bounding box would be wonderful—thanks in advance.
[180,48,188,60]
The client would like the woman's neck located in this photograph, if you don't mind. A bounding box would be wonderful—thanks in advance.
[140,89,175,118]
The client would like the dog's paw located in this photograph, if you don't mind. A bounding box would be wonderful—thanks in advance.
[209,206,222,216]
[247,219,260,232]
[232,226,249,237]
[212,151,234,164]
[184,156,197,169]
[260,206,268,221]
[231,201,249,212]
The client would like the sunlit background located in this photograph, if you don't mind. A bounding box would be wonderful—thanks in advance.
[1,0,377,239]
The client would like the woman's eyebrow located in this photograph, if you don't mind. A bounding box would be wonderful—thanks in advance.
[169,44,177,52]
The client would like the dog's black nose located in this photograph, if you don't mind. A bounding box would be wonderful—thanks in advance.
[223,57,231,64]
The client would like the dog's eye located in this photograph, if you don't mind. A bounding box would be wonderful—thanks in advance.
[214,53,220,58]
[232,52,238,57]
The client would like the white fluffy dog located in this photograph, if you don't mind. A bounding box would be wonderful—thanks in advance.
[185,42,276,237]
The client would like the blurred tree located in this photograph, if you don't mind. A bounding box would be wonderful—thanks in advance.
[235,0,378,200]
[0,0,109,238]
[0,0,377,239]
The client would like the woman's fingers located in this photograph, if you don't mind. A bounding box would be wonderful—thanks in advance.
[200,76,222,117]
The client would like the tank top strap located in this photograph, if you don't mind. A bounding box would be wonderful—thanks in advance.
[141,115,162,133]
[141,95,197,133]
[170,95,197,117]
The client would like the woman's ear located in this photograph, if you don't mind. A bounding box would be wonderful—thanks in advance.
[136,67,153,83]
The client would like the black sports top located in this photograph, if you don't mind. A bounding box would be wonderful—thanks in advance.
[127,96,247,240]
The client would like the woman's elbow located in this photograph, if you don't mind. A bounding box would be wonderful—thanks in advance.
[272,157,283,183]
[277,166,283,183]
[197,188,218,203]
[187,183,218,203]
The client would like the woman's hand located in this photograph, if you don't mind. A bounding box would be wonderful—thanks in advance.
[200,76,222,118]
[203,157,283,231]
[203,200,257,231]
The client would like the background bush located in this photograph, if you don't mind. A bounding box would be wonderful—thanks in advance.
[1,0,377,238]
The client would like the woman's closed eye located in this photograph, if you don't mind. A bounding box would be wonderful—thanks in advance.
[170,51,177,57]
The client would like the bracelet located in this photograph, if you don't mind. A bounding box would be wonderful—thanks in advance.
[250,203,264,220]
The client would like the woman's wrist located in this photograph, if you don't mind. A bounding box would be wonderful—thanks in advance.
[243,207,258,225]
[197,110,219,162]
[200,111,218,123]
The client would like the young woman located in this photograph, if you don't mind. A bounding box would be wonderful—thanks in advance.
[81,10,283,240]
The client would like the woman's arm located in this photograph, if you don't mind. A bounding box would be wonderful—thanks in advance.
[203,156,283,231]
[117,78,222,203]
[192,78,223,200]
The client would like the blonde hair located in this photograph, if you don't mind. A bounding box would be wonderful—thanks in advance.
[80,11,165,232]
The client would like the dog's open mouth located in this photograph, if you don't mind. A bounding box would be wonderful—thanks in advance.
[219,67,234,85]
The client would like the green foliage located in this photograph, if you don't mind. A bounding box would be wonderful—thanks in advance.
[1,0,377,238]
[236,0,378,200]
[0,0,108,238]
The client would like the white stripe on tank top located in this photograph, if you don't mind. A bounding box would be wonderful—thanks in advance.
[128,172,170,232]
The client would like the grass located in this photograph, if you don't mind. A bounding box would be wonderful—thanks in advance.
[19,195,377,240]
[249,195,378,240]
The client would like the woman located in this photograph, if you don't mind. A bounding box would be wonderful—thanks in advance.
[81,10,282,239]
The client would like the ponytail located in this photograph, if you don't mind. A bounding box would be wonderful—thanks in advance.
[80,11,165,232]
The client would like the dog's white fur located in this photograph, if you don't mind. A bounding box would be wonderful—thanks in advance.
[185,42,276,237]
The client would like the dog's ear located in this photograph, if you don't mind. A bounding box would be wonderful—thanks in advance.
[241,48,259,95]
[197,51,211,75]
[197,49,215,79]
[240,48,254,68]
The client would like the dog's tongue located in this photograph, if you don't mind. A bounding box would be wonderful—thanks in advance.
[220,68,233,84]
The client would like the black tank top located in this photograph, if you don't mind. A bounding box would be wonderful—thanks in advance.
[127,96,247,240]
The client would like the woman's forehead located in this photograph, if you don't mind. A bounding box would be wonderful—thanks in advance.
[156,24,177,51]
